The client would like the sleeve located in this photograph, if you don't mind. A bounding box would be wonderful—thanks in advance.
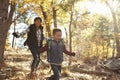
[44,36,49,41]
[39,43,48,53]
[63,46,75,56]
[17,28,30,37]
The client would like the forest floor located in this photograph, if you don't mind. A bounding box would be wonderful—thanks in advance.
[0,49,118,80]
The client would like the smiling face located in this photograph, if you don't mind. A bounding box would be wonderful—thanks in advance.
[53,29,62,41]
[34,19,41,27]
[53,31,62,41]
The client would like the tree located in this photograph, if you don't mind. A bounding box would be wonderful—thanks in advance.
[0,0,30,63]
[51,0,58,28]
[40,4,51,37]
[105,0,120,57]
[91,15,112,59]
[0,0,15,63]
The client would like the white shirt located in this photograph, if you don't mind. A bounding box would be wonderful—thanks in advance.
[17,28,44,46]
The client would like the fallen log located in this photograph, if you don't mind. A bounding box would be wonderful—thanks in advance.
[71,68,111,76]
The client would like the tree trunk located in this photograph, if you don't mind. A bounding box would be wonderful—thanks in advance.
[64,27,68,44]
[112,41,116,58]
[69,11,73,52]
[106,1,120,57]
[96,42,99,56]
[106,43,109,59]
[40,5,51,37]
[0,0,15,63]
[52,7,57,28]
[68,10,73,66]
[52,0,57,28]
[12,21,16,48]
[0,23,11,62]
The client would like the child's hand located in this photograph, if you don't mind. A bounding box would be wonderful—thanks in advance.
[12,32,19,38]
[71,52,75,56]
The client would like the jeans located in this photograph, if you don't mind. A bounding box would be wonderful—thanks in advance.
[50,64,61,80]
[29,45,40,73]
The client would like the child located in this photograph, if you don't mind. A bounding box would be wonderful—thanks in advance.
[13,17,44,74]
[39,29,75,80]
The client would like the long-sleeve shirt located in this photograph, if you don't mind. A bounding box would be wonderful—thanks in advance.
[39,39,75,65]
[39,43,73,55]
[16,26,47,46]
[17,28,30,37]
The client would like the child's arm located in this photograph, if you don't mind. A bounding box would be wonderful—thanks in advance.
[63,46,75,56]
[13,28,29,38]
[39,43,48,53]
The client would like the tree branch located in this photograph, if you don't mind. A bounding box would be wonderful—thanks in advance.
[9,3,15,21]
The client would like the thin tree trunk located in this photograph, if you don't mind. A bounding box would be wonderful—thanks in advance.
[106,43,109,59]
[68,10,73,66]
[64,27,68,44]
[102,42,105,53]
[52,0,57,28]
[52,7,57,28]
[12,21,16,48]
[96,43,99,56]
[90,44,93,55]
[112,41,116,58]
[40,5,51,37]
[69,11,73,52]
[106,1,120,57]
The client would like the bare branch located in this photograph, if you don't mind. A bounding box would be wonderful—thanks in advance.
[9,3,15,21]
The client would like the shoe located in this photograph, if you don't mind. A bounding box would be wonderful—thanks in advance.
[28,72,37,79]
[46,75,55,80]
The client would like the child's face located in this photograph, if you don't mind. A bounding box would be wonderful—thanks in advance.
[53,31,62,41]
[34,19,41,27]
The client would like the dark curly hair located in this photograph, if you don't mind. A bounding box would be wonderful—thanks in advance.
[34,17,42,22]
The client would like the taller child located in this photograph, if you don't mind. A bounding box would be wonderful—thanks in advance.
[13,17,44,74]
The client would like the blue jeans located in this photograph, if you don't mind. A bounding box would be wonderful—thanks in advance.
[50,64,61,80]
[29,45,40,72]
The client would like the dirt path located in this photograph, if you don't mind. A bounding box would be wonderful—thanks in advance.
[2,50,103,80]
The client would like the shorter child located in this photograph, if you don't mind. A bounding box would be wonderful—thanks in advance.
[39,29,75,80]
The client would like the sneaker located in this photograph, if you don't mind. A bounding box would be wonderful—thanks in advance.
[28,72,37,79]
[46,75,55,80]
